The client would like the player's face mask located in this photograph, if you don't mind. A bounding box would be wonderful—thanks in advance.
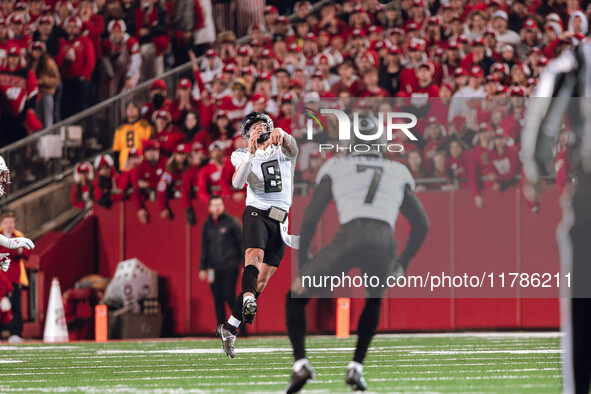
[251,122,271,144]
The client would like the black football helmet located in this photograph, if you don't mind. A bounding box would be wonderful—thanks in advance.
[241,112,274,144]
[350,114,386,157]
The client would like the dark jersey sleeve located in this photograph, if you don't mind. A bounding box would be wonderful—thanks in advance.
[298,174,333,265]
[522,46,580,184]
[397,184,429,270]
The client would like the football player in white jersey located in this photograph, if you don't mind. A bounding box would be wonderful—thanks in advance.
[285,115,429,393]
[0,156,36,273]
[215,112,298,358]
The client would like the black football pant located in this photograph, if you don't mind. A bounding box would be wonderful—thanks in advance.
[286,219,395,363]
[8,285,22,336]
[209,268,238,325]
[561,172,591,393]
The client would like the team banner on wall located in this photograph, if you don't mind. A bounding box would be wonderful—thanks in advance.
[287,96,579,298]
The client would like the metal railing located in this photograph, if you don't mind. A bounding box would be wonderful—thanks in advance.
[0,63,192,205]
[0,0,331,205]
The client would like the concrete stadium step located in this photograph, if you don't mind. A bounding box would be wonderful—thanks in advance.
[6,175,77,240]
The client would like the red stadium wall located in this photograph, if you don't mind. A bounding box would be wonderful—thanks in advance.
[25,187,562,336]
[86,186,563,336]
[24,216,97,338]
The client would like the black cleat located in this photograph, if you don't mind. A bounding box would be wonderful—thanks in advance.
[242,298,258,324]
[215,324,236,358]
[285,361,315,393]
[346,366,368,391]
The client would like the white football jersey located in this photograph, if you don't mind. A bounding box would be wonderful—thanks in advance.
[231,145,296,212]
[316,156,415,229]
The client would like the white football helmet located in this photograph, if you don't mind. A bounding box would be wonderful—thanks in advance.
[0,156,11,196]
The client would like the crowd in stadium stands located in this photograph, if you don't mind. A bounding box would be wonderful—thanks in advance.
[0,0,223,147]
[57,0,582,215]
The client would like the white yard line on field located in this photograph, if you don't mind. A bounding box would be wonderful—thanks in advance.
[350,332,562,339]
[411,349,562,355]
[96,347,359,355]
[0,346,77,351]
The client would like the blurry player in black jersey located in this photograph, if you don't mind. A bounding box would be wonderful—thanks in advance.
[522,40,591,394]
[284,115,429,393]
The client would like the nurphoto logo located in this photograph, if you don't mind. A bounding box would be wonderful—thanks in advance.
[305,108,419,154]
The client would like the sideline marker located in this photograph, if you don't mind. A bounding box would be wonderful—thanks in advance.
[336,298,350,338]
[95,305,108,342]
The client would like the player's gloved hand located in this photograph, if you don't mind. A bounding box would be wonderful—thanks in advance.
[0,296,10,312]
[186,207,197,226]
[0,253,10,272]
[7,237,35,250]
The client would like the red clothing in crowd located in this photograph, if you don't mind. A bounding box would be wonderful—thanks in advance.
[71,184,93,209]
[0,67,38,117]
[56,34,96,80]
[275,114,292,134]
[468,144,496,197]
[133,156,167,209]
[0,272,12,326]
[409,84,440,108]
[218,96,247,128]
[201,133,240,156]
[197,159,234,204]
[445,152,470,181]
[156,167,186,211]
[427,99,451,124]
[141,99,173,122]
[9,34,31,56]
[94,167,126,203]
[168,97,213,129]
[134,2,169,55]
[181,164,202,209]
[490,145,521,184]
[116,168,135,193]
[155,127,186,156]
[360,86,390,97]
[398,66,419,94]
[329,76,363,96]
[101,34,140,64]
[82,13,105,58]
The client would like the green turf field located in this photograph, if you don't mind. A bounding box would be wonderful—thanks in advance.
[0,332,561,393]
